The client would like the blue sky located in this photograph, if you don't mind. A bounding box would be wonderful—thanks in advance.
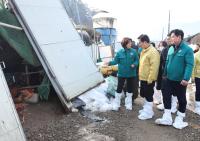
[82,0,200,41]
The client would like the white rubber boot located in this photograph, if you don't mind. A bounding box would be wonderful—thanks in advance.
[194,101,200,115]
[153,88,162,105]
[138,102,154,120]
[155,109,172,125]
[173,111,188,129]
[125,92,133,110]
[171,96,178,114]
[157,103,164,110]
[157,94,164,110]
[112,92,122,111]
[139,99,148,114]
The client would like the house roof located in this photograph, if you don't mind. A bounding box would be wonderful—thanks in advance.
[185,33,200,44]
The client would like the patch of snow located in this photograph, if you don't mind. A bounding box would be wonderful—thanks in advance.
[79,82,114,112]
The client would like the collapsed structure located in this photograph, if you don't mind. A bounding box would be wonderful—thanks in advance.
[0,0,104,140]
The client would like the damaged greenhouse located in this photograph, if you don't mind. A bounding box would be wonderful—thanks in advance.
[0,0,105,140]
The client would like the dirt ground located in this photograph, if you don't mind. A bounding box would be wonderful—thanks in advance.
[21,91,200,141]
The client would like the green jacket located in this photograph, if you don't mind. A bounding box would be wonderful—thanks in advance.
[109,48,139,77]
[164,41,194,81]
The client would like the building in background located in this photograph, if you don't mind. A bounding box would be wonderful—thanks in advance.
[92,11,117,46]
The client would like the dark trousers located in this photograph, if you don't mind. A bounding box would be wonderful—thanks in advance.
[132,77,139,99]
[117,77,134,93]
[140,81,155,102]
[124,77,139,99]
[195,77,200,101]
[163,79,187,113]
[161,79,177,97]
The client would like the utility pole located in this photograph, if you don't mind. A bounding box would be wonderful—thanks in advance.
[161,27,164,40]
[168,10,171,34]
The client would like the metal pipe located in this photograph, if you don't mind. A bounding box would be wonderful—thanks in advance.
[75,0,83,40]
[0,22,23,30]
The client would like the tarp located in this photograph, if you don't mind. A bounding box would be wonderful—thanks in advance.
[0,2,40,66]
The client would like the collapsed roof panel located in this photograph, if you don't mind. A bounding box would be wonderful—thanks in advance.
[9,0,104,109]
[14,5,80,45]
[40,40,104,100]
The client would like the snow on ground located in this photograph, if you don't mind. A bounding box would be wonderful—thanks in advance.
[79,81,114,112]
[79,76,197,114]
